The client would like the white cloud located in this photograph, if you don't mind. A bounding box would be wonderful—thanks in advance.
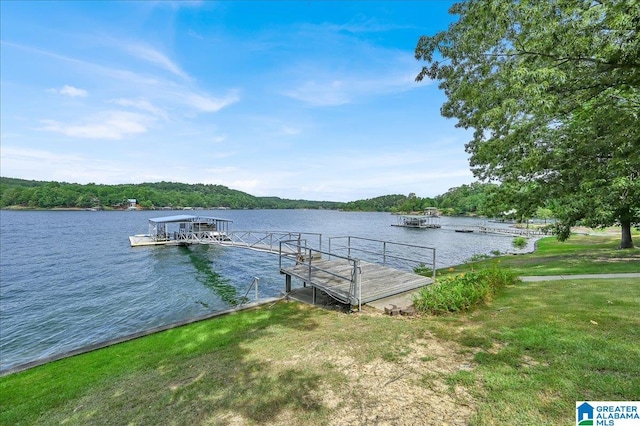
[183,91,240,112]
[39,111,153,140]
[0,146,107,183]
[124,43,190,80]
[284,80,351,106]
[7,41,239,118]
[323,20,411,34]
[110,98,168,119]
[1,146,83,166]
[188,29,204,39]
[283,67,427,107]
[48,85,88,97]
[280,125,301,136]
[148,0,204,10]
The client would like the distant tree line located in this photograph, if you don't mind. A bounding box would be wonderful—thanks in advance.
[0,178,341,210]
[323,183,501,216]
[0,177,502,216]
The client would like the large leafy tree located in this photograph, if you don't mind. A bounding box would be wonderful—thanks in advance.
[416,0,639,248]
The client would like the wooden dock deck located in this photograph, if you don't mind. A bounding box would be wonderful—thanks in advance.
[478,226,551,236]
[280,257,434,307]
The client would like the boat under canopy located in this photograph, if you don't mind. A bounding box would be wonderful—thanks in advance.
[129,215,233,247]
[391,214,442,229]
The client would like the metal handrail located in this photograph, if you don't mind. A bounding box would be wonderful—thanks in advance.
[280,236,436,309]
[328,236,436,279]
[238,277,260,306]
[279,239,360,306]
[227,230,322,253]
[279,242,355,281]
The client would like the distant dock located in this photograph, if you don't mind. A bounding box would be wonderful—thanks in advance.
[477,226,551,237]
[440,225,552,237]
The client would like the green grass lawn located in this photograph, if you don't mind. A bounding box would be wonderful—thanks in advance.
[426,277,640,424]
[450,234,640,275]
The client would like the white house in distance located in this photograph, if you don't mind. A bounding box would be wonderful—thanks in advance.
[127,199,137,210]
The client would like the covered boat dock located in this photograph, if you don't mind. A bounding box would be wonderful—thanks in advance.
[391,214,441,229]
[129,215,233,247]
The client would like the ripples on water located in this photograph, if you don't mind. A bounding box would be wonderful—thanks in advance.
[0,209,532,370]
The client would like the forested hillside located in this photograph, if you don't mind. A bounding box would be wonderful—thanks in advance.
[1,177,498,216]
[0,178,341,210]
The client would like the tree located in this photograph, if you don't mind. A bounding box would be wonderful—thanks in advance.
[535,207,554,224]
[434,182,496,216]
[416,0,639,248]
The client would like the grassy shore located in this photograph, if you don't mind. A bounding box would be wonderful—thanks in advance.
[451,234,640,275]
[1,235,639,425]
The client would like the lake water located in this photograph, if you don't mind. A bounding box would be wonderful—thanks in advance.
[0,209,533,371]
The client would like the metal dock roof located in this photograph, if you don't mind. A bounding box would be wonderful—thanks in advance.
[148,215,233,224]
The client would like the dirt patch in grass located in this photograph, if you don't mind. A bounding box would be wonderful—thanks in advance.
[593,256,640,262]
[324,337,476,425]
[240,308,479,425]
[571,226,626,236]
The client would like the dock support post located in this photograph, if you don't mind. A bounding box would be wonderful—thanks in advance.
[255,277,259,302]
[383,242,386,266]
[354,259,362,312]
[285,274,291,293]
[432,250,436,280]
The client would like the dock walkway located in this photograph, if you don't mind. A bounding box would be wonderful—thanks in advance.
[478,226,551,237]
[279,236,436,310]
[281,259,433,307]
[220,230,322,255]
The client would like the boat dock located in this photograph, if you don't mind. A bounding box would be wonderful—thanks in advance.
[477,226,551,237]
[281,258,433,309]
[279,236,436,310]
[130,215,437,310]
[129,215,234,247]
[391,214,441,229]
[129,215,322,253]
[438,224,551,237]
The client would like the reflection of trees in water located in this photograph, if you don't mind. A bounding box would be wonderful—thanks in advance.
[179,246,245,307]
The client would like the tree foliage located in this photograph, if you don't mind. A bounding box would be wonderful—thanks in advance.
[435,182,496,216]
[0,178,342,210]
[1,177,501,216]
[416,0,640,248]
[341,194,409,212]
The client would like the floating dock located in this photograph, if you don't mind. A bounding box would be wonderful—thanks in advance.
[391,214,441,229]
[129,215,233,247]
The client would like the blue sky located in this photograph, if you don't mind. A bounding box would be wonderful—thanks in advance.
[1,1,473,202]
